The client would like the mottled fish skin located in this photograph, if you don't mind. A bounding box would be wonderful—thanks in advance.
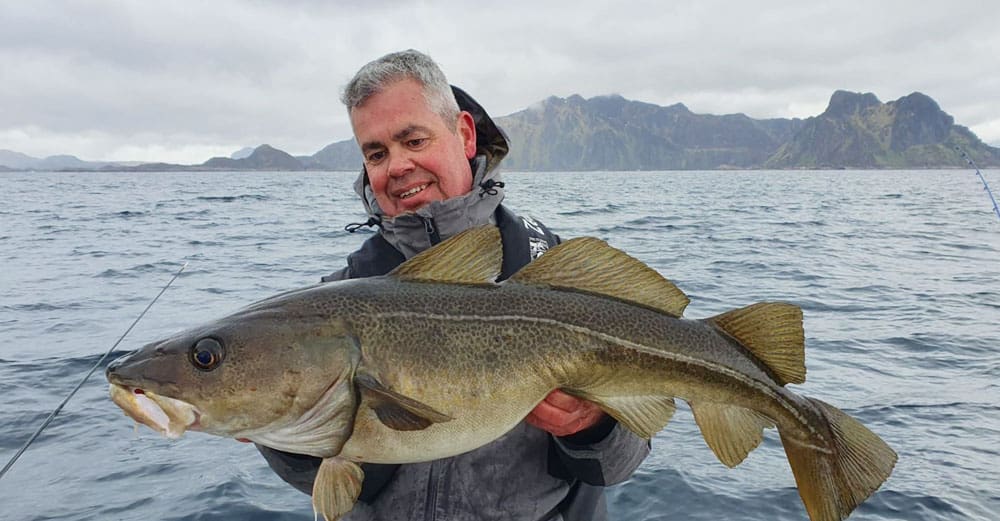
[106,226,896,521]
[325,277,775,462]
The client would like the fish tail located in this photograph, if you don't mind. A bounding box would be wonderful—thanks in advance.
[779,398,897,521]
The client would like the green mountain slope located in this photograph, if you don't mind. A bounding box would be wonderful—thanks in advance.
[764,91,1000,168]
[496,94,803,170]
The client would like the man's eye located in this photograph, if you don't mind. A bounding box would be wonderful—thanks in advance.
[406,138,427,148]
[366,151,385,163]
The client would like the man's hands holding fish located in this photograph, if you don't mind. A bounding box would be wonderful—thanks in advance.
[525,390,606,437]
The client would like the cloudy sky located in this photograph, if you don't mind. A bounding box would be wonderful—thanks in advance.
[3,0,999,164]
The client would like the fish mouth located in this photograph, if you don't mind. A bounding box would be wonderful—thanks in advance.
[108,383,201,439]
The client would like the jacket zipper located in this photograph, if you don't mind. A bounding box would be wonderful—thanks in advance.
[419,218,440,520]
[423,217,441,246]
[424,461,438,520]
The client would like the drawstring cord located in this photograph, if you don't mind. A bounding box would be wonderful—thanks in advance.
[344,216,382,233]
[479,179,505,197]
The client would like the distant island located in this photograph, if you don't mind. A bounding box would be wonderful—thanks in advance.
[3,90,998,172]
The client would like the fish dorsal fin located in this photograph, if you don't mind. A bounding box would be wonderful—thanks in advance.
[390,225,502,284]
[355,373,453,431]
[707,302,806,385]
[508,237,689,317]
[690,401,774,468]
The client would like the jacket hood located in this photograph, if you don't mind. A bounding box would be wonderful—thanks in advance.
[351,86,511,257]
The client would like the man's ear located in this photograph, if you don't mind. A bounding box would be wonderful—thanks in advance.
[458,111,477,160]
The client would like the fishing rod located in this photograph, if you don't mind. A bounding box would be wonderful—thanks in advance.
[955,146,1000,221]
[0,262,188,480]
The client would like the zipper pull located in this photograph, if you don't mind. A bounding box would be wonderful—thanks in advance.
[423,217,441,245]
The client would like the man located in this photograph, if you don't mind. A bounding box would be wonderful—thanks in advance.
[257,49,650,521]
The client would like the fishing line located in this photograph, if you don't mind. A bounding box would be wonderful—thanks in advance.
[0,261,188,481]
[955,146,1000,221]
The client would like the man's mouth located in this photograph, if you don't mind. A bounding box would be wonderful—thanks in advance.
[399,184,429,200]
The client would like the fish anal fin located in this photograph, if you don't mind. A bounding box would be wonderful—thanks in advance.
[313,457,364,521]
[508,237,689,317]
[781,398,897,521]
[579,393,677,439]
[690,401,774,468]
[708,302,806,385]
[356,373,453,431]
[389,225,501,284]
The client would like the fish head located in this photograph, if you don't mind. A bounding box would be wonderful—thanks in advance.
[106,306,361,447]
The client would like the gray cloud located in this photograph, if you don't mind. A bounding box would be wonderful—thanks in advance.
[2,0,998,163]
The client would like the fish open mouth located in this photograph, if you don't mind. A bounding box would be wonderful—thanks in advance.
[108,383,201,439]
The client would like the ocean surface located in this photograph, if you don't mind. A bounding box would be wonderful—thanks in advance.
[0,169,997,521]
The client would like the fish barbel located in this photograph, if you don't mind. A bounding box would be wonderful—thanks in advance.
[106,225,896,521]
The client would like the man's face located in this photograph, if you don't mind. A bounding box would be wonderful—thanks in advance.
[350,78,477,217]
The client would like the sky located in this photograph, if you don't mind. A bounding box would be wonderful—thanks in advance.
[2,0,999,164]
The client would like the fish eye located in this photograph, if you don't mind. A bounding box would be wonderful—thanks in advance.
[190,337,224,371]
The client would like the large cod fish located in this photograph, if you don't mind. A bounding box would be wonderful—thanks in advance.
[106,225,896,521]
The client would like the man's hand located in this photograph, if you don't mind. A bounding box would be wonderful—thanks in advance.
[525,390,606,437]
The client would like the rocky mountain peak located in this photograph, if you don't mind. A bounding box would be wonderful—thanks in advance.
[824,90,882,118]
[888,92,954,150]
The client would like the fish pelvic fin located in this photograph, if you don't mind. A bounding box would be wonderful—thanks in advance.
[390,225,502,284]
[313,457,364,521]
[508,236,689,317]
[356,373,453,431]
[707,302,806,385]
[781,398,897,521]
[690,401,774,467]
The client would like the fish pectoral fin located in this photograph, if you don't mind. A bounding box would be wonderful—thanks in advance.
[356,373,453,431]
[690,401,774,468]
[312,457,364,521]
[583,393,677,440]
[389,225,502,284]
[707,302,806,385]
[506,236,690,318]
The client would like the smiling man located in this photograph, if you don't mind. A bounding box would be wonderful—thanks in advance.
[256,49,650,521]
[350,76,477,217]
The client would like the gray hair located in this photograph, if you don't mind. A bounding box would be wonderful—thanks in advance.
[341,49,460,124]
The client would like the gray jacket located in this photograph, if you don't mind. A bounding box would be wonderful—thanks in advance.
[258,86,650,520]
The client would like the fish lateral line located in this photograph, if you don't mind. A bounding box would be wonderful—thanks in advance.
[367,309,822,440]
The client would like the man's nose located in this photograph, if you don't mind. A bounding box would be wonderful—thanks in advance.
[387,150,415,177]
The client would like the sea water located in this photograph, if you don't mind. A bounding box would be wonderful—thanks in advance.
[0,170,997,520]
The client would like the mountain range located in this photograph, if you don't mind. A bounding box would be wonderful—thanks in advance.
[0,149,124,170]
[3,90,998,172]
